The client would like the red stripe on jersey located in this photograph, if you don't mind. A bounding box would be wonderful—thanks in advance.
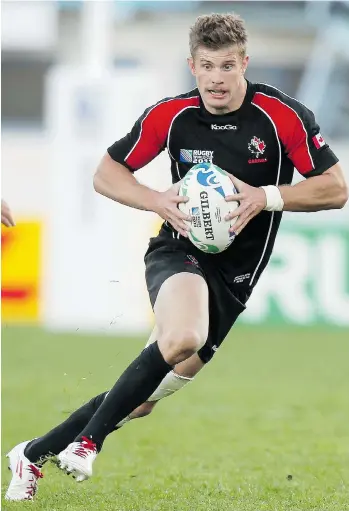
[252,93,314,174]
[125,97,200,170]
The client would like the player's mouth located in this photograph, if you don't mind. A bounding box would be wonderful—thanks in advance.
[208,89,228,99]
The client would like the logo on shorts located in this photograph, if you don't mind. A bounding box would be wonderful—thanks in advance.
[234,273,251,284]
[186,254,199,266]
[212,345,218,352]
[180,149,214,164]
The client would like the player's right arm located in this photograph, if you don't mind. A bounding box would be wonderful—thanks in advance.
[93,100,191,237]
[94,154,160,211]
[94,155,190,236]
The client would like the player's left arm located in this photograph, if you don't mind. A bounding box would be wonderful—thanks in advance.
[267,95,348,211]
[227,163,348,236]
[226,101,348,234]
[279,162,348,211]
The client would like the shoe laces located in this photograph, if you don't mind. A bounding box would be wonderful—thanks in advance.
[73,437,97,458]
[25,464,43,499]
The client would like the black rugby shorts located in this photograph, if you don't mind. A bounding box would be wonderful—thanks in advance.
[144,232,248,363]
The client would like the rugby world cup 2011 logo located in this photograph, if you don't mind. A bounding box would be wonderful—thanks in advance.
[180,149,214,164]
[180,149,193,163]
[196,164,225,197]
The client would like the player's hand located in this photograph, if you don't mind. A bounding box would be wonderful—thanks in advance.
[153,182,191,237]
[1,199,15,228]
[224,175,266,235]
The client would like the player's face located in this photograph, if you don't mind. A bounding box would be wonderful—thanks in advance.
[188,45,249,114]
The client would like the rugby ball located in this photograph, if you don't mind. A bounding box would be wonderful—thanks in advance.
[178,163,239,254]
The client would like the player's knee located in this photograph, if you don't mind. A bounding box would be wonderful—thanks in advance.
[159,328,206,365]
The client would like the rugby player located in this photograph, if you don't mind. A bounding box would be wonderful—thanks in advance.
[5,13,347,501]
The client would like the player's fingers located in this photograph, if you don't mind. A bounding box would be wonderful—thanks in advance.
[2,217,10,227]
[169,221,188,237]
[171,181,182,193]
[227,173,244,191]
[2,203,15,226]
[168,204,191,222]
[178,220,191,232]
[174,208,192,222]
[173,195,189,204]
[163,205,191,224]
[8,214,15,227]
[231,220,249,236]
[229,207,251,231]
[168,213,191,233]
[230,208,257,234]
[224,202,248,221]
[225,193,244,202]
[1,215,13,227]
[233,217,251,235]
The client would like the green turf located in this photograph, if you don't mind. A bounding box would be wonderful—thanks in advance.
[2,325,349,510]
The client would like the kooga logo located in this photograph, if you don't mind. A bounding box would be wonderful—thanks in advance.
[211,124,238,130]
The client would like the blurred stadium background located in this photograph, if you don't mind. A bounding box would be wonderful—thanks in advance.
[2,0,349,330]
[1,2,349,509]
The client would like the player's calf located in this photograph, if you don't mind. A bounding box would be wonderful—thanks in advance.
[116,369,195,426]
[57,364,198,481]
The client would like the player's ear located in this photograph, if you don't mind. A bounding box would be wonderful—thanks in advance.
[187,56,196,76]
[241,54,249,75]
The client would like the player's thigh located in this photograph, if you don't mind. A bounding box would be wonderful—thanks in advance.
[155,272,209,340]
[152,273,208,366]
[145,240,209,362]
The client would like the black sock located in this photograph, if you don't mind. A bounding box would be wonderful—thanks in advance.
[76,341,171,451]
[24,391,108,465]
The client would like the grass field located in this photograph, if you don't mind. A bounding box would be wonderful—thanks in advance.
[2,325,349,510]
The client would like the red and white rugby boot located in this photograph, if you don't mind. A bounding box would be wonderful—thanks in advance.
[57,436,97,482]
[5,440,44,501]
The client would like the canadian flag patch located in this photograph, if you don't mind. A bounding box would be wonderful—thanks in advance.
[312,133,326,149]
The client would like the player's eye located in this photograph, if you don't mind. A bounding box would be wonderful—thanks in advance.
[223,64,234,71]
[203,64,212,70]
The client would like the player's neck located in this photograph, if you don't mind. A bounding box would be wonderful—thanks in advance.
[203,79,247,116]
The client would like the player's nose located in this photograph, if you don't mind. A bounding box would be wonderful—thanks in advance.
[211,73,224,85]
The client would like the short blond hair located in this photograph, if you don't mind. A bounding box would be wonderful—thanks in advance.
[189,13,248,58]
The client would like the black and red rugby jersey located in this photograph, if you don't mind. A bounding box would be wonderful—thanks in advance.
[107,81,338,290]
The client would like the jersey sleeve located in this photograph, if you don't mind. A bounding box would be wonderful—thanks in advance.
[107,95,200,172]
[253,91,339,178]
[107,104,166,172]
[285,105,339,178]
